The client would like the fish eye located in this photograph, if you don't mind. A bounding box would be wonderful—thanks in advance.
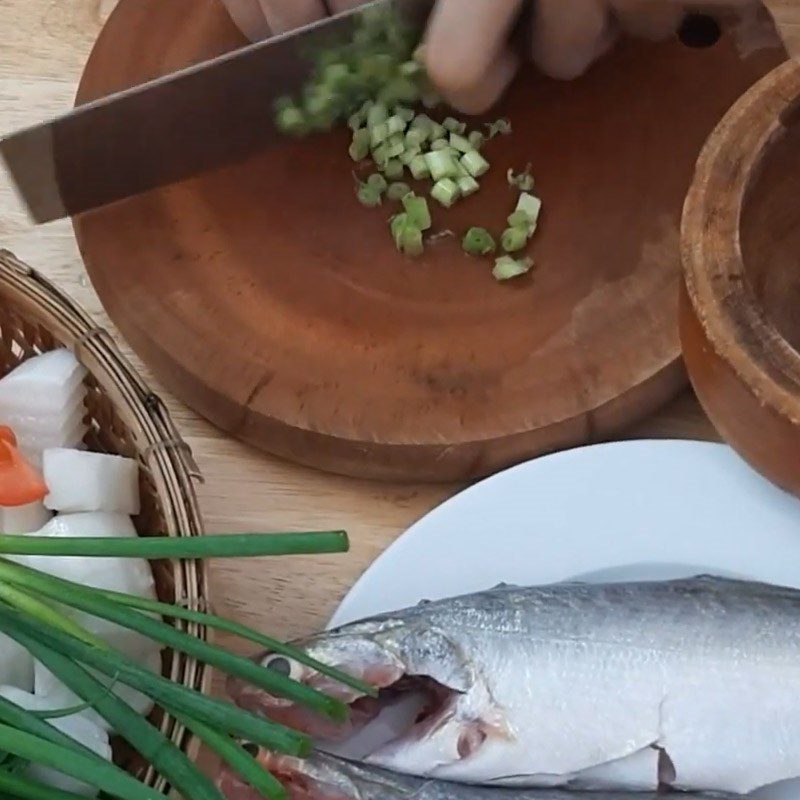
[264,654,303,680]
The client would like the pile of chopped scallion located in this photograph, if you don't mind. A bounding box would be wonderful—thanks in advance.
[274,4,542,282]
[0,530,370,800]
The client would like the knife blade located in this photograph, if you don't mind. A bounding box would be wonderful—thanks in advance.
[0,0,435,224]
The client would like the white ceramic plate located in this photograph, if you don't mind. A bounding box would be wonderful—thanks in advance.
[329,440,800,799]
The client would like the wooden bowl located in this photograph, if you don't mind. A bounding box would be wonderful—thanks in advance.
[681,61,800,496]
[0,250,207,794]
[75,0,781,482]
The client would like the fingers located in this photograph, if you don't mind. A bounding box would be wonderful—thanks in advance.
[609,0,685,41]
[424,0,525,92]
[531,0,618,80]
[256,0,328,35]
[220,0,272,41]
[435,49,521,115]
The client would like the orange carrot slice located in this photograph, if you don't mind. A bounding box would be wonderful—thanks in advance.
[0,429,47,507]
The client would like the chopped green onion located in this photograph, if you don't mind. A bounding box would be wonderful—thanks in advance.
[399,147,421,166]
[409,155,431,180]
[501,227,528,253]
[275,103,307,137]
[429,122,446,140]
[349,129,371,161]
[367,103,389,127]
[357,184,383,207]
[399,60,423,78]
[468,131,486,150]
[457,176,480,198]
[367,173,388,194]
[443,117,467,134]
[462,227,497,256]
[431,178,460,208]
[516,191,542,234]
[405,128,427,148]
[402,193,432,230]
[507,210,532,229]
[493,255,533,281]
[390,213,409,248]
[486,118,513,138]
[322,63,351,90]
[508,164,535,192]
[461,151,490,178]
[400,225,424,257]
[387,182,412,201]
[372,143,390,169]
[394,104,415,122]
[383,159,405,179]
[425,151,459,181]
[450,133,474,153]
[370,122,389,147]
[386,138,406,159]
[377,76,419,106]
[387,114,407,136]
[430,138,449,151]
[348,114,365,132]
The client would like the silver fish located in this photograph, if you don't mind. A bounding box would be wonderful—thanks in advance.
[228,576,800,795]
[217,750,740,800]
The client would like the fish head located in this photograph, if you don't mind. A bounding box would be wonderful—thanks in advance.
[227,617,486,752]
[228,620,409,740]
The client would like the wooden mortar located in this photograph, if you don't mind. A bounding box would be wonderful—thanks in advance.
[681,60,800,495]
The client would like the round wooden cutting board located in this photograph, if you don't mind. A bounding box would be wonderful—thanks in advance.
[74,0,781,482]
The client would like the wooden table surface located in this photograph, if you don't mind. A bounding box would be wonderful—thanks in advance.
[0,0,719,735]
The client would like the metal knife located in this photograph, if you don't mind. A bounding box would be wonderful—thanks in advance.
[0,0,435,224]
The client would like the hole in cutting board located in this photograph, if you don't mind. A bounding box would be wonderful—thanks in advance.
[678,14,722,49]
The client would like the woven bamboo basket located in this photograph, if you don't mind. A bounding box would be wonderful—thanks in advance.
[0,249,208,792]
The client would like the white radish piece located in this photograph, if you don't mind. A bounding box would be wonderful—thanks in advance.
[43,450,140,515]
[0,635,34,691]
[0,349,86,415]
[0,501,52,533]
[0,686,111,798]
[14,512,159,726]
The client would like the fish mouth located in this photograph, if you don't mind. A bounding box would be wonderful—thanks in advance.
[228,651,461,756]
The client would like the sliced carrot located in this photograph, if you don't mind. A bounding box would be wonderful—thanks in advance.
[0,433,47,507]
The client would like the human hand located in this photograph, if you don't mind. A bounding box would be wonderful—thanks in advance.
[220,0,763,113]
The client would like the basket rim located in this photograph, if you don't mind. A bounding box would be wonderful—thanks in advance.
[0,248,210,783]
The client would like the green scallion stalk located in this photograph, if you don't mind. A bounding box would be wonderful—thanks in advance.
[0,770,104,800]
[462,228,497,256]
[4,625,225,800]
[0,561,347,721]
[0,531,349,559]
[0,723,165,800]
[0,582,105,648]
[171,711,286,800]
[0,605,310,757]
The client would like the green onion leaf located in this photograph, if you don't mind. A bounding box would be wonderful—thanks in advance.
[0,531,349,559]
